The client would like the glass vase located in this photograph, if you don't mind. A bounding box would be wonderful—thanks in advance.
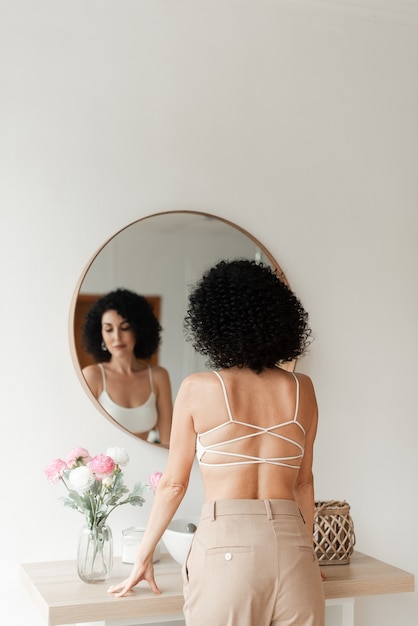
[77,524,113,583]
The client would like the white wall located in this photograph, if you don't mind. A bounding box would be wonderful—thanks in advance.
[1,1,417,625]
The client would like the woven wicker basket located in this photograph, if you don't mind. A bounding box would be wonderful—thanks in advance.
[313,500,356,565]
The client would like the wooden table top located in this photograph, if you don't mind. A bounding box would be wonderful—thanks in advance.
[20,551,414,626]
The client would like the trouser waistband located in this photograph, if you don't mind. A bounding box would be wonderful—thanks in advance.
[200,499,300,521]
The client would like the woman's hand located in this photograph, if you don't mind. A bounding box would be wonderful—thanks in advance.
[107,561,161,598]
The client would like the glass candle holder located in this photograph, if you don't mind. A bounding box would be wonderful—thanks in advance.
[122,526,161,564]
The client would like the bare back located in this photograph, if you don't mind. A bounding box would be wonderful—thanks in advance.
[187,367,318,502]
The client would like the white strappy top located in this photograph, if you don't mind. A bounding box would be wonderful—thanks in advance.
[98,363,158,433]
[196,371,305,468]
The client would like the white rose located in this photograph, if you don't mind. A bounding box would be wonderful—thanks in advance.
[102,475,114,488]
[106,447,129,466]
[68,466,95,492]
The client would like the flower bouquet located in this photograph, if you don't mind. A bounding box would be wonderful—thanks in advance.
[45,446,146,582]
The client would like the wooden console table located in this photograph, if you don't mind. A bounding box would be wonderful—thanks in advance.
[20,551,414,626]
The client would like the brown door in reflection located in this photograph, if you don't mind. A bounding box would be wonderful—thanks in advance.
[73,294,161,369]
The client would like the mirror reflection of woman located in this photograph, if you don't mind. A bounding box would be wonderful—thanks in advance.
[81,289,172,446]
[108,260,325,625]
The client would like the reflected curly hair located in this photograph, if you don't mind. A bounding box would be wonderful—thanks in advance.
[184,259,312,373]
[82,288,161,362]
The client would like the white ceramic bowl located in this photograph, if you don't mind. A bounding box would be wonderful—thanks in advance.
[162,517,200,565]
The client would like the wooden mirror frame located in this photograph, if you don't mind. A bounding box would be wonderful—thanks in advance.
[68,210,292,443]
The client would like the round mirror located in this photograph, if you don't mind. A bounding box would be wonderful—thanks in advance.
[69,210,290,443]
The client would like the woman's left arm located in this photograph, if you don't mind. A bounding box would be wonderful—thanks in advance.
[294,374,318,541]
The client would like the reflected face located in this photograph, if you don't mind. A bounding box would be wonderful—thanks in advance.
[101,310,136,357]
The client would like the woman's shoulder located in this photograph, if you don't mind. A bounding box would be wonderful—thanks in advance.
[82,362,103,372]
[81,363,104,397]
[293,370,315,390]
[82,363,102,382]
[268,368,316,401]
[186,370,218,382]
[173,372,217,408]
[292,371,317,414]
[178,371,217,391]
[150,364,171,379]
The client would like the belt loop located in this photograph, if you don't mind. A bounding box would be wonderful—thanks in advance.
[264,499,273,520]
[211,501,216,521]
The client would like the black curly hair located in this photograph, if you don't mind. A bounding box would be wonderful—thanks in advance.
[82,288,161,362]
[184,259,312,373]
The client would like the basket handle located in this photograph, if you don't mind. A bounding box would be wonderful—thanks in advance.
[315,500,349,515]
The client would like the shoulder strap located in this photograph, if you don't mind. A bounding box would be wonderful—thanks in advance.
[147,365,154,392]
[291,372,300,422]
[98,363,107,392]
[213,371,234,422]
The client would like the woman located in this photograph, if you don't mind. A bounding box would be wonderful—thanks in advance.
[108,261,325,626]
[82,288,172,446]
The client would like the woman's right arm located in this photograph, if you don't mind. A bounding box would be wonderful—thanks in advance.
[107,376,198,597]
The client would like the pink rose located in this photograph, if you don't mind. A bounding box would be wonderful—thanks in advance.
[149,471,163,493]
[66,447,91,468]
[44,459,67,484]
[89,454,115,480]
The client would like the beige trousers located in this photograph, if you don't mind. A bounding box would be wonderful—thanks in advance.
[182,499,325,626]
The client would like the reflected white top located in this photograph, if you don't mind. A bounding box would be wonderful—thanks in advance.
[98,363,158,433]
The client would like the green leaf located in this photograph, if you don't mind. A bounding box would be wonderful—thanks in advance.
[128,496,146,507]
